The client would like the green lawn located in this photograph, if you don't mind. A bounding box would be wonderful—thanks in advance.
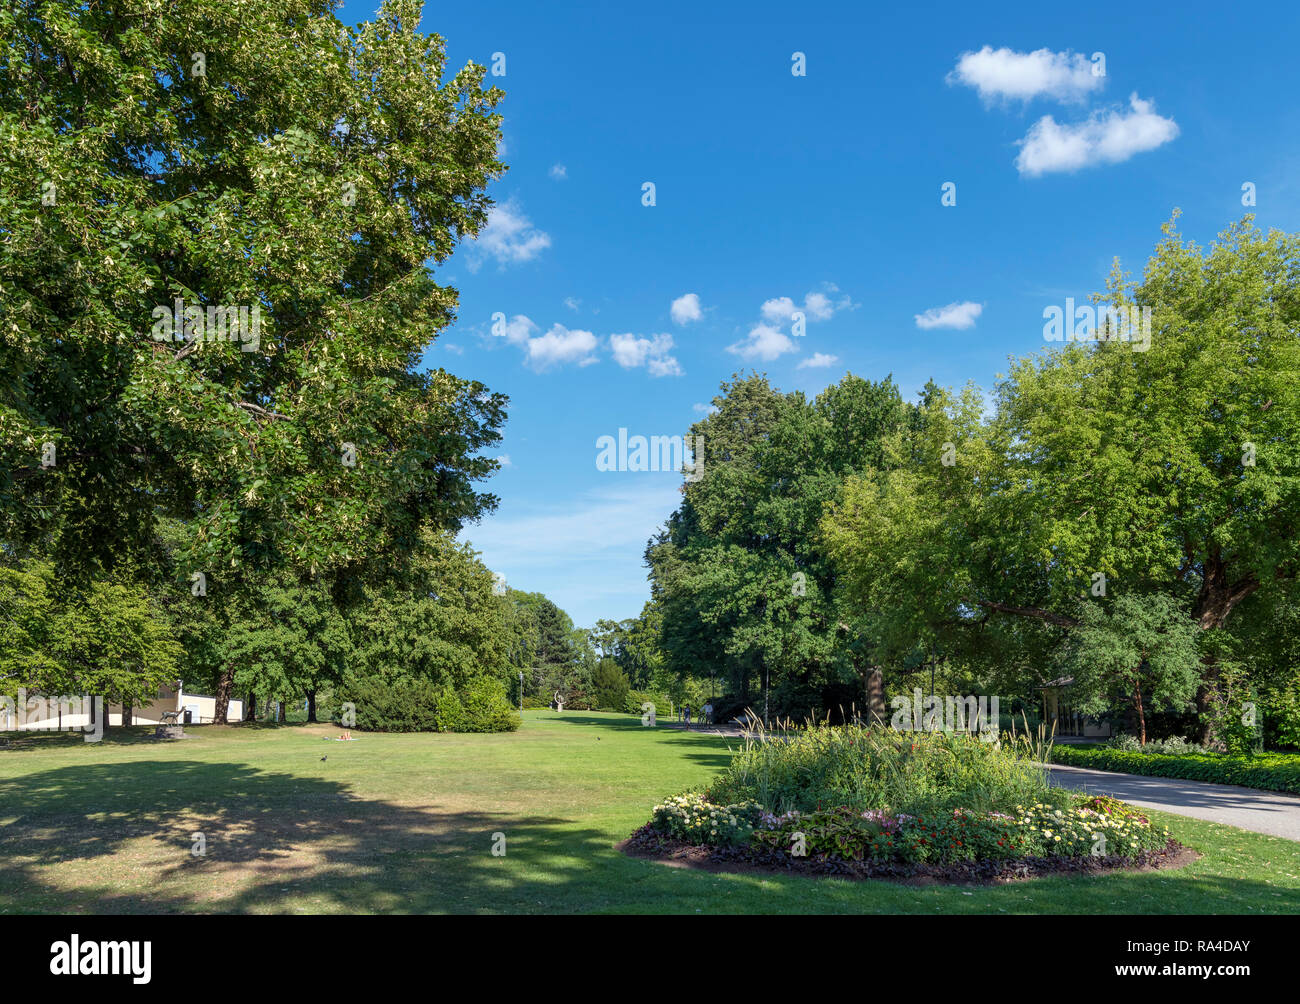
[1,711,1297,914]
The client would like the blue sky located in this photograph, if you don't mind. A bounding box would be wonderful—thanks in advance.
[342,0,1300,628]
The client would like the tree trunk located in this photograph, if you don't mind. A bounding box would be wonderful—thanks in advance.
[244,694,257,722]
[276,700,285,724]
[1133,675,1146,746]
[1194,654,1220,745]
[213,663,235,724]
[122,701,132,728]
[307,690,317,723]
[865,667,885,725]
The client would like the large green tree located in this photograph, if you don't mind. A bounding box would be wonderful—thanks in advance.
[345,530,511,695]
[649,372,913,721]
[1,0,507,719]
[826,216,1300,741]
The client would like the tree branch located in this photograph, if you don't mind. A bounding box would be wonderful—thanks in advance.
[236,402,291,422]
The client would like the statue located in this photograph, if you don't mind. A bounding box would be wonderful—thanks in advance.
[554,690,565,713]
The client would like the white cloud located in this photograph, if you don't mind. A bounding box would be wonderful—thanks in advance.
[728,322,797,361]
[1015,94,1179,176]
[470,198,552,270]
[549,163,567,180]
[525,324,599,370]
[609,333,682,377]
[492,315,598,371]
[692,402,717,414]
[441,342,464,355]
[493,313,539,346]
[563,297,581,311]
[760,284,855,326]
[797,352,839,369]
[802,292,835,321]
[497,454,513,468]
[947,46,1104,104]
[648,356,684,378]
[915,301,984,330]
[670,293,703,325]
[760,296,798,324]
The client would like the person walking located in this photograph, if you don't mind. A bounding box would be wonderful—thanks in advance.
[683,703,691,727]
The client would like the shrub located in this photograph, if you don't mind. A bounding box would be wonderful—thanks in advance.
[624,691,671,717]
[339,674,520,733]
[592,660,630,712]
[1261,686,1300,751]
[707,722,1053,817]
[1105,734,1208,755]
[456,676,522,733]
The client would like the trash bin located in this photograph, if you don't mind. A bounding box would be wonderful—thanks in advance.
[183,708,193,725]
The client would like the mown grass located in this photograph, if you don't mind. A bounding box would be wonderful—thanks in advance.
[0,712,1296,914]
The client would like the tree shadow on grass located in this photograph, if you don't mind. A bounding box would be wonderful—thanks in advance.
[649,732,736,771]
[529,713,647,730]
[0,758,645,914]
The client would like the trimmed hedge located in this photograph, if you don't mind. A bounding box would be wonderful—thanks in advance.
[1050,744,1300,794]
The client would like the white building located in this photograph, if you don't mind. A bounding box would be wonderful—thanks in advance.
[0,683,244,730]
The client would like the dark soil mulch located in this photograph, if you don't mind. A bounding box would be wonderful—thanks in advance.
[620,824,1199,886]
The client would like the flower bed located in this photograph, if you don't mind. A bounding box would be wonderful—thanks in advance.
[647,791,1166,862]
[632,726,1188,882]
[631,791,1185,882]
